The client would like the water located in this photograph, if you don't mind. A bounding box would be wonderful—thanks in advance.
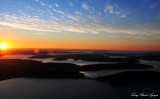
[0,54,32,60]
[140,60,160,68]
[80,69,148,78]
[0,78,159,99]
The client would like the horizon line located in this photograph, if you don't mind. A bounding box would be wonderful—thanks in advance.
[6,47,160,52]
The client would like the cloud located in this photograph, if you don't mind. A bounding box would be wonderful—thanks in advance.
[156,13,160,21]
[104,4,127,18]
[34,0,80,23]
[49,5,52,8]
[35,0,46,7]
[0,0,159,39]
[81,2,96,14]
[148,4,157,9]
[0,14,60,32]
[104,5,114,14]
[52,9,80,22]
[55,4,59,8]
[52,9,65,15]
[82,3,89,10]
[40,1,46,6]
[120,14,126,18]
[35,33,45,35]
[69,2,74,7]
[0,13,159,37]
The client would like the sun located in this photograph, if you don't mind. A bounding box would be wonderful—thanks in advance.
[0,43,8,50]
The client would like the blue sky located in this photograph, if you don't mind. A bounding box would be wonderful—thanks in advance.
[0,0,160,50]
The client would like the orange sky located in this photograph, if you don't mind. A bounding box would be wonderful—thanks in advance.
[0,0,160,51]
[1,31,160,51]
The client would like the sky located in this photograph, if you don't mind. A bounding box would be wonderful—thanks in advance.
[0,0,160,51]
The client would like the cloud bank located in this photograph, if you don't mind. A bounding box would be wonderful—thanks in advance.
[0,0,159,38]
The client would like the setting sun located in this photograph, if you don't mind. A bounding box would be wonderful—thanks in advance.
[0,43,8,50]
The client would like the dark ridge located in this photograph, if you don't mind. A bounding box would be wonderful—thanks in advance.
[30,54,109,61]
[0,59,84,81]
[30,54,140,62]
[96,71,160,85]
[130,53,160,61]
[79,62,152,71]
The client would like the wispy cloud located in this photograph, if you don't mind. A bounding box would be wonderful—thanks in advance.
[0,14,60,32]
[52,9,80,22]
[82,2,89,10]
[81,2,96,14]
[0,0,159,39]
[49,5,52,8]
[148,4,157,9]
[35,0,46,6]
[55,4,59,8]
[0,13,159,37]
[69,2,74,7]
[35,33,45,35]
[104,4,127,18]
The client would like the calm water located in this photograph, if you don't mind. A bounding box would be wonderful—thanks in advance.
[80,69,148,78]
[0,78,160,99]
[0,54,32,60]
[140,60,160,68]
